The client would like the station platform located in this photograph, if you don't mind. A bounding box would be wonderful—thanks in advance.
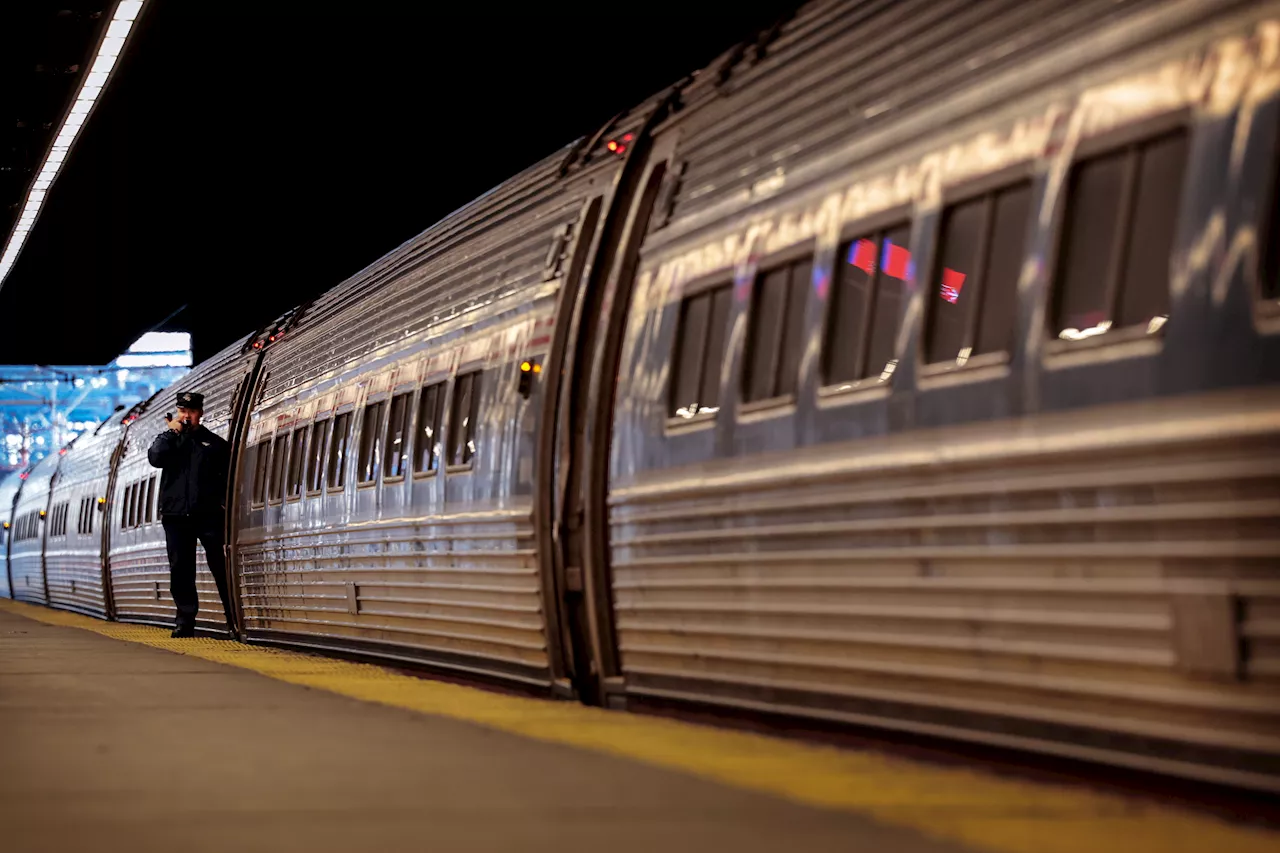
[1,599,1276,853]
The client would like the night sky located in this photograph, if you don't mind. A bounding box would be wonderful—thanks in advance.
[0,1,799,365]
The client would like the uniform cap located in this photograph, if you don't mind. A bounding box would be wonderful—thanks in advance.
[176,391,204,411]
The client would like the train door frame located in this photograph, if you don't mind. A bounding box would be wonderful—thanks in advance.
[551,107,680,706]
[224,348,269,636]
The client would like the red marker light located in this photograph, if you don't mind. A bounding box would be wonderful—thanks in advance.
[59,448,67,455]
[622,133,633,142]
[616,144,627,154]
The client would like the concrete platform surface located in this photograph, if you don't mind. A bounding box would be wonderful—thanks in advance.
[0,607,959,853]
[2,600,1277,853]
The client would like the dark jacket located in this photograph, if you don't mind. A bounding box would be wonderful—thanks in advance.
[147,425,229,517]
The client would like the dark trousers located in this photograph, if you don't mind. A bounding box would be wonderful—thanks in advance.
[161,513,235,630]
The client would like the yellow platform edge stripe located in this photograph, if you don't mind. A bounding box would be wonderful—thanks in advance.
[2,598,1274,853]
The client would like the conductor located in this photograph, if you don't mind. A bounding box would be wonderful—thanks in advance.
[147,391,237,638]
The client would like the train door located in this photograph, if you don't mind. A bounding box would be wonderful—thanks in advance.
[547,128,677,705]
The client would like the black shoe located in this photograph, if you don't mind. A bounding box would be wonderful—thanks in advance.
[170,626,195,638]
[223,625,240,642]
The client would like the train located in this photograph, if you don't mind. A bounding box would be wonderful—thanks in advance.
[3,0,1279,794]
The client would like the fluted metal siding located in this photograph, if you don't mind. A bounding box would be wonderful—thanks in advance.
[9,452,59,605]
[609,391,1280,790]
[239,511,547,681]
[665,0,1243,230]
[107,337,252,633]
[256,147,581,407]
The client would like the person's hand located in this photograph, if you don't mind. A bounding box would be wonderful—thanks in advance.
[166,414,183,433]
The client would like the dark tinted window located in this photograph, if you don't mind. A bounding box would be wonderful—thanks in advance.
[414,383,445,474]
[1118,132,1186,326]
[449,373,481,466]
[384,393,411,479]
[130,481,141,528]
[120,486,129,530]
[327,412,352,489]
[357,401,385,485]
[251,440,270,504]
[926,182,1031,364]
[268,434,288,502]
[744,258,811,402]
[307,419,331,493]
[670,283,732,418]
[287,428,307,498]
[827,223,912,383]
[145,477,155,523]
[1053,129,1187,339]
[1264,129,1280,303]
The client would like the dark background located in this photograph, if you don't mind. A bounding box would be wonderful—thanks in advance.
[0,1,798,365]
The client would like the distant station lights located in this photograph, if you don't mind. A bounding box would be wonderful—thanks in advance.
[0,1,146,288]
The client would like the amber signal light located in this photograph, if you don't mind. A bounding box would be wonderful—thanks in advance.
[518,359,541,398]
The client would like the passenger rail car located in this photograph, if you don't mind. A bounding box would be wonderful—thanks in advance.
[0,472,19,600]
[42,410,129,618]
[8,452,58,605]
[3,0,1279,792]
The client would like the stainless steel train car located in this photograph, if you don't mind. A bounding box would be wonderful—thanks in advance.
[42,410,128,618]
[8,451,58,604]
[0,472,18,600]
[3,0,1279,792]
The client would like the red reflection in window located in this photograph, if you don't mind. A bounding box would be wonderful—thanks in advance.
[848,239,876,273]
[940,268,966,304]
[881,241,911,280]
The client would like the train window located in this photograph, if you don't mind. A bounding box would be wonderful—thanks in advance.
[1053,129,1188,340]
[145,477,156,524]
[251,439,270,505]
[307,419,331,493]
[120,486,129,530]
[384,393,412,479]
[448,372,482,467]
[827,223,912,384]
[357,401,385,485]
[926,181,1032,364]
[414,383,445,474]
[287,427,307,499]
[327,412,353,490]
[1263,128,1280,305]
[268,433,289,503]
[669,283,732,418]
[743,258,811,403]
[128,481,139,528]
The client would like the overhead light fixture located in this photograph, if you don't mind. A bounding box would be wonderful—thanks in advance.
[0,1,146,289]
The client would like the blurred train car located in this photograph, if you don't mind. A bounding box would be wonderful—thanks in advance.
[8,452,58,604]
[42,411,129,618]
[2,0,1278,792]
[0,471,19,599]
